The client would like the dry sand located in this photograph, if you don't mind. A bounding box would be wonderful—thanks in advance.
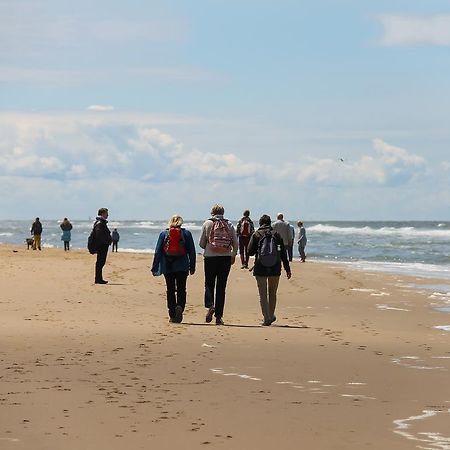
[0,244,449,449]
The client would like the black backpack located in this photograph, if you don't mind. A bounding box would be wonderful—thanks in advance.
[87,221,99,254]
[257,231,280,267]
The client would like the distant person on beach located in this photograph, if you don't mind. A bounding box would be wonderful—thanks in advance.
[92,208,112,284]
[151,215,196,323]
[199,204,238,325]
[272,213,292,250]
[297,220,307,262]
[287,223,295,262]
[236,210,255,269]
[60,218,73,251]
[30,217,43,251]
[111,228,120,252]
[248,214,291,326]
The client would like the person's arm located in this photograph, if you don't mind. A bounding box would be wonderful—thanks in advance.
[247,233,258,257]
[236,219,241,237]
[184,230,196,274]
[151,232,165,274]
[279,238,291,279]
[199,221,208,249]
[230,224,238,258]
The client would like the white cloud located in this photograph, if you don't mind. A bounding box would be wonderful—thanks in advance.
[0,65,221,85]
[297,139,426,186]
[377,14,450,47]
[87,105,115,112]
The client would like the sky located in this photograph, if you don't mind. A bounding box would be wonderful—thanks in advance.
[1,0,450,220]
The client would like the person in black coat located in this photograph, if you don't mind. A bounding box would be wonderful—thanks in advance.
[93,208,112,284]
[248,214,291,325]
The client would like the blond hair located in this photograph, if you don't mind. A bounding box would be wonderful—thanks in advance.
[168,214,183,228]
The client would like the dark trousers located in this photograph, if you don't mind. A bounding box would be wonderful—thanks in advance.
[164,271,188,318]
[239,236,250,266]
[95,247,108,282]
[298,244,306,262]
[112,241,118,252]
[204,256,232,318]
[287,244,293,262]
[64,241,70,251]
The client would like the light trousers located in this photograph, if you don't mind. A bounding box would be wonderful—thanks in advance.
[255,276,280,322]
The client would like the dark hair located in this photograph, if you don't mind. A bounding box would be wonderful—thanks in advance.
[36,217,39,221]
[297,220,303,227]
[243,210,250,217]
[259,214,271,226]
[98,207,109,216]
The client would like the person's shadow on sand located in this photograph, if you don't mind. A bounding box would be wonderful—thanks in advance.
[183,322,308,329]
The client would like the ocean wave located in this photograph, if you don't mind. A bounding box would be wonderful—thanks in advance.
[310,224,450,239]
[0,232,13,237]
[323,259,450,280]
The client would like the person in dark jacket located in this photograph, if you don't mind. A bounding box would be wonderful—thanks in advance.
[60,218,73,251]
[248,214,291,326]
[151,215,196,323]
[111,228,120,252]
[30,217,43,250]
[236,209,255,269]
[93,208,112,284]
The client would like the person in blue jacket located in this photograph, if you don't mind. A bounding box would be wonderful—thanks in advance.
[151,215,196,323]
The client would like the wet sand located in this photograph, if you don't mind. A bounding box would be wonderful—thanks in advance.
[0,245,449,449]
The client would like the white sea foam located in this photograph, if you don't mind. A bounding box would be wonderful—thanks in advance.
[0,232,13,237]
[434,325,450,332]
[310,224,450,239]
[393,408,450,450]
[377,304,410,312]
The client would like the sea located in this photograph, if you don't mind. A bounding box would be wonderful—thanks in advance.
[2,219,450,280]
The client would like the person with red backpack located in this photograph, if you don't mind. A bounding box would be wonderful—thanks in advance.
[151,215,196,323]
[248,214,291,326]
[199,204,238,325]
[236,209,255,269]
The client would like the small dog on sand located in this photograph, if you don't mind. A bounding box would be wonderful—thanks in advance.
[25,237,34,250]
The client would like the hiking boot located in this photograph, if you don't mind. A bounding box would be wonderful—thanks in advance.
[175,305,183,323]
[205,306,215,323]
[215,317,224,326]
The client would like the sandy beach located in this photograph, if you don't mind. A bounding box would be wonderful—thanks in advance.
[0,244,449,450]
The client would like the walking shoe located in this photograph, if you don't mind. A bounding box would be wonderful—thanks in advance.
[169,317,176,323]
[215,317,224,326]
[269,316,277,324]
[205,306,215,323]
[95,280,108,284]
[262,320,272,326]
[175,305,183,323]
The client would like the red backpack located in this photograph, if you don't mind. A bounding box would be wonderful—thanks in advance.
[240,217,252,237]
[163,227,186,257]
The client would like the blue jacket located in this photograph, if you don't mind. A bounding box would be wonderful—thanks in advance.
[61,230,71,242]
[151,228,196,275]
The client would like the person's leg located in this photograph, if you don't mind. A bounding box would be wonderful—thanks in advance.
[35,234,41,250]
[164,273,177,320]
[32,236,37,250]
[214,256,232,319]
[299,244,306,262]
[204,257,216,309]
[255,276,271,324]
[175,271,188,311]
[241,236,250,267]
[287,244,293,262]
[267,276,280,320]
[239,237,246,266]
[95,248,108,282]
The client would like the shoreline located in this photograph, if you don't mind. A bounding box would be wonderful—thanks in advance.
[0,243,449,449]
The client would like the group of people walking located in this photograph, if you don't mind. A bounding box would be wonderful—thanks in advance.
[148,204,306,326]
